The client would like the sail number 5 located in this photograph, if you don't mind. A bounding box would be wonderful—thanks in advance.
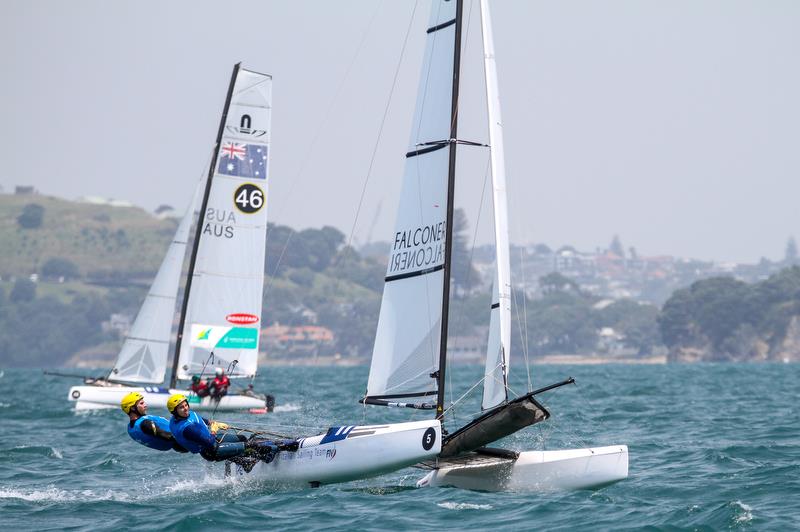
[422,427,436,451]
[234,183,264,214]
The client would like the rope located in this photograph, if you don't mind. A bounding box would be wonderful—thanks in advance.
[263,0,388,299]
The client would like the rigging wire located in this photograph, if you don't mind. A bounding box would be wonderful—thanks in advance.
[340,0,421,256]
[446,155,491,426]
[263,0,388,298]
[518,239,533,391]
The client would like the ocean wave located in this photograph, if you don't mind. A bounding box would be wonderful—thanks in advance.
[0,486,131,503]
[272,403,301,413]
[732,500,753,524]
[0,445,63,460]
[437,502,493,511]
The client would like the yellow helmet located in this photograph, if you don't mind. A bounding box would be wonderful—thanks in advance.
[167,393,188,413]
[121,392,144,414]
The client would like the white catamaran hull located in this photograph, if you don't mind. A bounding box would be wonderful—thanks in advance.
[68,385,267,412]
[247,420,442,487]
[416,445,628,491]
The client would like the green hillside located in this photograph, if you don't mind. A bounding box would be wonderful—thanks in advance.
[0,193,176,279]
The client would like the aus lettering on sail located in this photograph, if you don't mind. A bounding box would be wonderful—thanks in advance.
[202,207,236,239]
[388,221,446,276]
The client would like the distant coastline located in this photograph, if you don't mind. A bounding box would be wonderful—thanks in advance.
[260,353,667,367]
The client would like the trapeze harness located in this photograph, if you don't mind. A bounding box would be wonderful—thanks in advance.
[128,415,174,451]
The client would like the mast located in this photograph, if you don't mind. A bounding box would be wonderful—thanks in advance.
[170,63,241,389]
[436,0,464,420]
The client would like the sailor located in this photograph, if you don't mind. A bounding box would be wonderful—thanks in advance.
[189,375,210,398]
[121,392,187,453]
[208,368,230,400]
[167,393,297,465]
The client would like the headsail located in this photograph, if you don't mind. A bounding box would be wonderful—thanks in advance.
[365,0,458,403]
[110,183,201,384]
[175,66,271,382]
[480,0,512,411]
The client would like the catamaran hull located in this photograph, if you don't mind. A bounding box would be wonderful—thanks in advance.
[68,385,267,412]
[246,420,442,487]
[416,445,628,491]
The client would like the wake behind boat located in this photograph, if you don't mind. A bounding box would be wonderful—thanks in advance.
[67,64,275,413]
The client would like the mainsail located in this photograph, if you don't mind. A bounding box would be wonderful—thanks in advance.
[365,1,458,403]
[175,66,271,382]
[480,0,512,411]
[110,184,200,384]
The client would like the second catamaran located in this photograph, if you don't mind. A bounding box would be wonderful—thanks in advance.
[68,65,274,413]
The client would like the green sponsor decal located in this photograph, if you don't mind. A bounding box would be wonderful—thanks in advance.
[187,395,201,404]
[216,327,258,349]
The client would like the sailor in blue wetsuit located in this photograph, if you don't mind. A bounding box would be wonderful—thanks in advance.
[121,392,187,453]
[166,394,298,467]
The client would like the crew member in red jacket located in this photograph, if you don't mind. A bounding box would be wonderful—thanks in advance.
[189,375,210,398]
[209,367,230,400]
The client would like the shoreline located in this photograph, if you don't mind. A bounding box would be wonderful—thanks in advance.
[260,354,667,367]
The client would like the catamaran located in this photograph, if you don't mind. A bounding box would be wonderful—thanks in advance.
[235,0,626,489]
[410,0,628,490]
[68,65,274,413]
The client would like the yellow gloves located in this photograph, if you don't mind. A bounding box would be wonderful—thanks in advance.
[209,421,230,433]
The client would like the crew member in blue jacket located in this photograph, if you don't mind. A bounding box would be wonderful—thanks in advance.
[121,392,187,453]
[166,393,251,461]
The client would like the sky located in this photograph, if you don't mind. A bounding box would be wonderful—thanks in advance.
[2,0,799,264]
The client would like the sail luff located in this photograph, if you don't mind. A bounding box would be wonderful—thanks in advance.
[171,63,242,388]
[480,0,512,410]
[435,0,465,420]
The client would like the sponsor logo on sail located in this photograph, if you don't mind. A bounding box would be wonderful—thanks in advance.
[226,313,259,325]
[226,125,267,138]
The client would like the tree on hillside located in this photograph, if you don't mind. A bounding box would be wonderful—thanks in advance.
[690,277,752,349]
[609,234,624,258]
[596,299,661,355]
[10,278,36,303]
[17,204,45,229]
[41,257,80,280]
[526,293,596,354]
[451,209,479,293]
[785,237,798,265]
[539,272,580,295]
[658,287,697,348]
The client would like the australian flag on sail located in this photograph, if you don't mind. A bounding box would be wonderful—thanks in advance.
[217,142,268,179]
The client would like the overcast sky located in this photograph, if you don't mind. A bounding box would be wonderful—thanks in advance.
[2,1,799,264]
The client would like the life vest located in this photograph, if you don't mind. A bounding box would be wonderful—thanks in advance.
[169,411,211,454]
[127,415,174,451]
[212,376,230,389]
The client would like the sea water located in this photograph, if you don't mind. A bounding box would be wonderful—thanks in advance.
[1,364,798,530]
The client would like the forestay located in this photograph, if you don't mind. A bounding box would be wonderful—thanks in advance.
[366,0,457,402]
[110,184,200,384]
[176,68,271,380]
[480,0,512,411]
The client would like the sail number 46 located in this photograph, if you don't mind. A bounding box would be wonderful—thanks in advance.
[234,184,264,214]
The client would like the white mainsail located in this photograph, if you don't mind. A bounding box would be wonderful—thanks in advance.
[480,0,512,410]
[366,0,457,401]
[110,184,200,384]
[176,68,271,381]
